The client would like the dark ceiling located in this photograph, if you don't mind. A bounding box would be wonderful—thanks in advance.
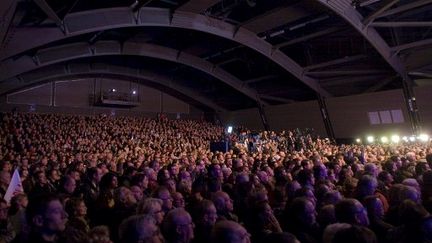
[1,0,432,111]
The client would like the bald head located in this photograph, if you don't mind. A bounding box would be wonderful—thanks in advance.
[211,220,250,243]
[212,191,234,214]
[162,208,194,243]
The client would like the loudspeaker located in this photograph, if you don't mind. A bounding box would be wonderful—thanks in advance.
[210,141,228,153]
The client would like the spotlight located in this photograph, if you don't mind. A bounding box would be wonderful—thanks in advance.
[381,136,389,143]
[112,88,116,92]
[132,90,137,95]
[391,135,400,143]
[409,136,416,142]
[402,136,408,142]
[418,134,429,142]
[355,138,361,143]
[227,126,233,134]
[367,136,374,143]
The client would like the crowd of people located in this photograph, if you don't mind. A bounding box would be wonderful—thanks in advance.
[1,112,432,243]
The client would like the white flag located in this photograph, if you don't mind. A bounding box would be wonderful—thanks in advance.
[4,169,24,204]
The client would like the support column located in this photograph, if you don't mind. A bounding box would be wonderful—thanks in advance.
[160,92,163,113]
[257,102,270,131]
[317,95,335,140]
[51,81,56,107]
[402,78,421,135]
[93,78,97,105]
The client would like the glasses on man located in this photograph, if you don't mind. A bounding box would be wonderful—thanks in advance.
[178,221,194,228]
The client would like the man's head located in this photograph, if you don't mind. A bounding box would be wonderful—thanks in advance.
[155,186,173,213]
[179,171,191,182]
[195,199,218,227]
[162,208,194,243]
[168,162,180,177]
[0,161,12,173]
[357,175,378,197]
[399,185,421,204]
[402,178,420,192]
[363,195,384,219]
[0,199,8,221]
[130,185,144,202]
[332,225,377,243]
[211,220,250,243]
[301,160,313,170]
[114,187,137,207]
[335,199,369,226]
[26,194,68,236]
[87,167,102,184]
[0,171,10,189]
[48,169,61,182]
[34,171,47,186]
[61,175,76,194]
[212,191,234,215]
[296,169,315,187]
[209,164,223,181]
[119,214,163,243]
[137,198,164,225]
[172,192,185,209]
[289,197,316,227]
[364,163,378,177]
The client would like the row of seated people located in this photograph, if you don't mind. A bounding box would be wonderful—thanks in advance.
[1,112,432,242]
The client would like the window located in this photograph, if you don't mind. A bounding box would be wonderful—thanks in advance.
[391,109,404,123]
[379,111,392,124]
[368,112,380,125]
[368,109,404,125]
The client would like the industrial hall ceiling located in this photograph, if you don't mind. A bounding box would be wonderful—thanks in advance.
[1,0,432,111]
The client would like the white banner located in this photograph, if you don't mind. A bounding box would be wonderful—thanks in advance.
[4,169,24,204]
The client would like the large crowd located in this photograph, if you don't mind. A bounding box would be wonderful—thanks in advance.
[1,112,432,243]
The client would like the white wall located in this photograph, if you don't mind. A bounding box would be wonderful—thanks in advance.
[265,101,326,136]
[415,85,432,134]
[7,83,52,106]
[221,101,326,136]
[220,108,264,131]
[326,89,411,138]
[2,78,192,116]
[56,79,92,107]
[223,89,423,138]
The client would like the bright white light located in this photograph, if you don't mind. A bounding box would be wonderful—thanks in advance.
[402,136,408,142]
[419,134,429,142]
[227,126,233,134]
[132,90,137,95]
[381,136,389,143]
[391,135,400,143]
[355,138,361,143]
[112,88,116,92]
[367,136,374,143]
[409,136,416,142]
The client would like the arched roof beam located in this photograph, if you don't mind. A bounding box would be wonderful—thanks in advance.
[315,0,410,81]
[0,40,267,106]
[304,54,368,71]
[240,4,318,35]
[0,7,330,97]
[0,0,18,44]
[370,21,432,28]
[391,38,432,53]
[176,0,221,13]
[378,0,432,18]
[362,0,399,27]
[1,62,226,111]
[32,0,64,30]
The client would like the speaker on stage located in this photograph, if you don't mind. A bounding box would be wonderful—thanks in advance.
[210,141,228,153]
